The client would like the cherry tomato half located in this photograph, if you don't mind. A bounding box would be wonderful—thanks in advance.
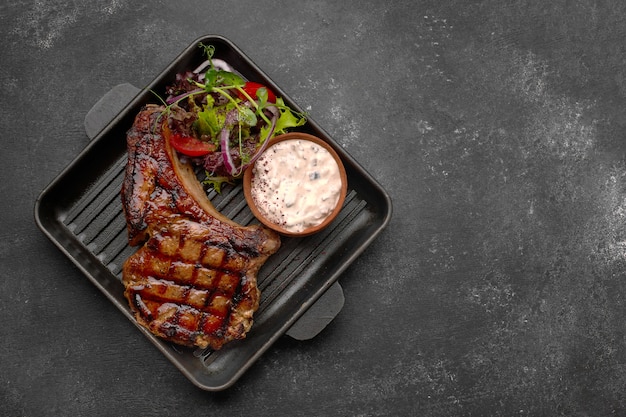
[170,133,215,157]
[238,81,277,103]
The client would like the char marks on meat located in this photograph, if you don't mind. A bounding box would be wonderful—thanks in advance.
[121,104,281,350]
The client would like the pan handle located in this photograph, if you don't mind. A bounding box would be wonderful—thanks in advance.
[84,83,141,140]
[285,281,344,340]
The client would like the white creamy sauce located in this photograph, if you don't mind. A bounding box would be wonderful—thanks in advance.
[251,139,342,233]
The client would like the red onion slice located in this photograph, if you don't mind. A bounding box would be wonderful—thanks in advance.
[193,58,233,74]
[220,128,236,176]
[165,88,204,105]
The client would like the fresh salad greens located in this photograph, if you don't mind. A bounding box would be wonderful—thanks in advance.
[154,43,306,192]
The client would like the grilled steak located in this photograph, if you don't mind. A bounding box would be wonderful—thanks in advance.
[121,104,281,350]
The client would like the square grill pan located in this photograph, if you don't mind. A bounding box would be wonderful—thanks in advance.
[34,35,392,391]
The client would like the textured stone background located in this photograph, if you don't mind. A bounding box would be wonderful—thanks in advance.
[2,0,626,415]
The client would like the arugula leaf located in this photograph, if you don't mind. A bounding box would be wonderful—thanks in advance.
[195,107,219,138]
[273,97,307,134]
[202,174,233,193]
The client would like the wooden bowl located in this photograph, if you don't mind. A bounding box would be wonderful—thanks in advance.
[243,132,348,237]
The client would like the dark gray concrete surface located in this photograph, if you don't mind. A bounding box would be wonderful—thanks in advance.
[2,1,626,415]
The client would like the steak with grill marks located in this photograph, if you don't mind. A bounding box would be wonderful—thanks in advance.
[121,104,281,350]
